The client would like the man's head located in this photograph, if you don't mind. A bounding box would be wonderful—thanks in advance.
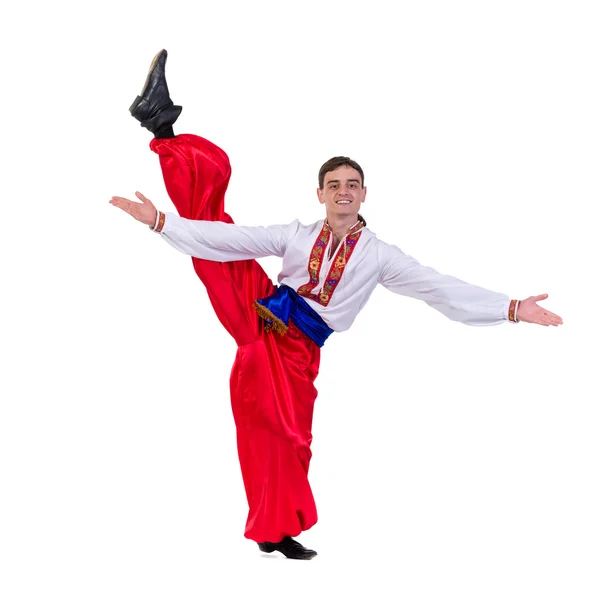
[317,157,367,225]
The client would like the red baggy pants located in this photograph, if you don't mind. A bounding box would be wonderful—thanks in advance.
[150,134,320,542]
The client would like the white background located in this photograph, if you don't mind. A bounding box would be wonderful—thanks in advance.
[1,1,598,598]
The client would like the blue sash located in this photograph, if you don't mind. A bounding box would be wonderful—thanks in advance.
[254,285,334,348]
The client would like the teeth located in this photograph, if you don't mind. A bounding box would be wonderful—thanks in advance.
[337,200,351,204]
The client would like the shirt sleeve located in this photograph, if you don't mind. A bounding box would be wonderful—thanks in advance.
[377,241,511,326]
[155,212,301,261]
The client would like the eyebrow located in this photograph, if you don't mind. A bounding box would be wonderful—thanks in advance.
[327,179,361,184]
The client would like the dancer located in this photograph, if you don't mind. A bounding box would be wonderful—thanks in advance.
[110,50,563,560]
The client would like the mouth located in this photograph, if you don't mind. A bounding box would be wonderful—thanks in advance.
[336,200,352,205]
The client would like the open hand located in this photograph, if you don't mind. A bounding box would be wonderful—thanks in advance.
[109,192,157,227]
[517,294,563,326]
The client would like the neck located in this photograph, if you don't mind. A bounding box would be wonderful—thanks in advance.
[325,212,360,240]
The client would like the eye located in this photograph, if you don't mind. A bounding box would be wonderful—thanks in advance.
[349,183,358,188]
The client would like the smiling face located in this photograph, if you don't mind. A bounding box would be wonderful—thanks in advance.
[317,165,367,219]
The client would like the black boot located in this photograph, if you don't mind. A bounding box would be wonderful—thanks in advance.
[258,536,317,560]
[129,49,182,137]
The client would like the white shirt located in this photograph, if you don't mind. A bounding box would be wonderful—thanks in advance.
[154,212,514,332]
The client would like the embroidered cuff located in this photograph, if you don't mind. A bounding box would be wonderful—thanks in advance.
[508,299,520,323]
[150,211,166,233]
[156,211,166,233]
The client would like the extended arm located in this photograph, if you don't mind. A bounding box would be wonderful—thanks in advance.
[154,210,299,260]
[377,242,515,326]
[109,192,299,260]
[377,242,563,326]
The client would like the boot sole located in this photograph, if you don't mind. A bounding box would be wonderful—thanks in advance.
[141,49,166,97]
[258,544,317,559]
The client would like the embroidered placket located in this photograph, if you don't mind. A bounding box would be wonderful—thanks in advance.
[298,221,363,306]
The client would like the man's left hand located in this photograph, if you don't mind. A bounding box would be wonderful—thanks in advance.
[517,294,563,326]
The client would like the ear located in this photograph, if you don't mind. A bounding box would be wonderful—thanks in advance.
[317,187,325,205]
[361,186,367,204]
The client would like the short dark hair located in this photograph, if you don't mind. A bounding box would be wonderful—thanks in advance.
[318,156,365,189]
[318,156,367,227]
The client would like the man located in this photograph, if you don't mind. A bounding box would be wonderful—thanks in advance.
[109,50,563,560]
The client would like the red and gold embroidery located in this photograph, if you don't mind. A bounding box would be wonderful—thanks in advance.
[508,298,518,322]
[297,223,331,298]
[155,211,166,233]
[297,221,364,306]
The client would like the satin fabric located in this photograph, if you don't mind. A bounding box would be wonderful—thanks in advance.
[150,134,320,542]
[256,285,334,347]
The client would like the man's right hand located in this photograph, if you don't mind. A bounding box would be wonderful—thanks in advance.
[109,191,158,227]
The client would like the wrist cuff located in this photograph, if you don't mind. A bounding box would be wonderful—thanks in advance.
[150,211,165,233]
[508,299,519,323]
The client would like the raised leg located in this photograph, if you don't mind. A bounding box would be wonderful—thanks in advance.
[150,133,274,347]
[132,49,321,548]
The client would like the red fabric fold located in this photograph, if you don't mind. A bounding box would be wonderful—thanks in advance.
[150,134,320,542]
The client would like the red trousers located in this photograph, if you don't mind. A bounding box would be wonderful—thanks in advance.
[150,134,321,542]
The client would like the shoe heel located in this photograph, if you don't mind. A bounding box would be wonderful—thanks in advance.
[129,95,143,114]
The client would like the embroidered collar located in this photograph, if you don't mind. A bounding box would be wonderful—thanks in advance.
[323,219,364,236]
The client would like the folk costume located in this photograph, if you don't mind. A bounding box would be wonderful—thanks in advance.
[128,49,520,558]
